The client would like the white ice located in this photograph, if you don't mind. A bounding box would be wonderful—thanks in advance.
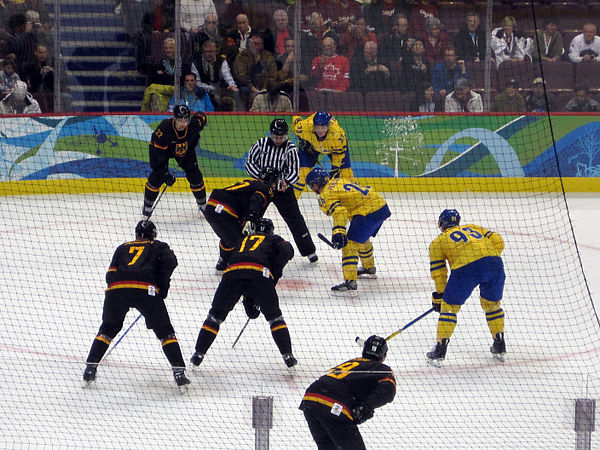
[0,190,599,449]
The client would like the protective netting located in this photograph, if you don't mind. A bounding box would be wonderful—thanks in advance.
[1,1,600,449]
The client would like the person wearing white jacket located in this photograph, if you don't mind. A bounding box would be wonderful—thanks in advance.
[568,23,600,64]
[491,16,532,68]
[444,77,483,113]
[0,80,41,115]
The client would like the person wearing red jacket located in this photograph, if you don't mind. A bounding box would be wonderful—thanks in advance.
[311,36,350,92]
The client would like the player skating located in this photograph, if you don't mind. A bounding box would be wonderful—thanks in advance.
[305,168,391,295]
[292,111,354,197]
[203,168,281,271]
[299,335,396,450]
[142,105,208,217]
[82,220,190,390]
[426,209,507,367]
[190,218,297,368]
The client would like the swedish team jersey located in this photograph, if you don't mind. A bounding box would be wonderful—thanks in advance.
[317,178,387,228]
[292,113,348,168]
[429,224,505,292]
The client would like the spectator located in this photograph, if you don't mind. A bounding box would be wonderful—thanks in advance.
[380,13,412,65]
[180,0,216,34]
[273,9,292,58]
[350,41,391,93]
[300,0,325,31]
[223,13,252,64]
[302,11,337,66]
[311,36,350,92]
[20,43,51,94]
[491,16,532,68]
[328,0,362,35]
[453,11,486,63]
[418,85,443,112]
[491,78,525,112]
[444,77,483,112]
[531,17,563,63]
[0,79,40,114]
[191,13,222,54]
[277,37,309,90]
[364,0,410,35]
[565,85,600,112]
[233,32,277,105]
[408,0,438,37]
[401,38,431,95]
[4,13,37,71]
[338,16,377,60]
[422,16,448,65]
[251,13,275,56]
[249,81,292,112]
[568,23,600,64]
[140,0,175,34]
[192,39,240,111]
[168,72,215,113]
[432,47,467,98]
[525,77,555,112]
[25,9,50,50]
[0,57,19,96]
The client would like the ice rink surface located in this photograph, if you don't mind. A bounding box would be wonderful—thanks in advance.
[1,190,599,449]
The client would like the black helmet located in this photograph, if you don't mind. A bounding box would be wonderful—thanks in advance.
[362,335,388,361]
[135,220,157,240]
[249,217,274,235]
[259,166,281,187]
[270,118,288,136]
[173,104,191,120]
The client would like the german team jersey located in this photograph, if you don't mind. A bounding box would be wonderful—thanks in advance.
[106,239,178,297]
[207,179,274,221]
[317,177,387,229]
[149,113,207,159]
[429,224,505,293]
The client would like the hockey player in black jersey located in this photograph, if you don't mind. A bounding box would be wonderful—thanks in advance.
[204,168,280,271]
[142,104,208,217]
[299,335,396,449]
[190,217,297,368]
[82,220,190,390]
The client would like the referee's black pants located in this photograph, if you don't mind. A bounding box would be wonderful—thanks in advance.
[270,187,316,257]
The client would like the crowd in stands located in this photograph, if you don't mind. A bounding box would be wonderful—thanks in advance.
[1,0,600,113]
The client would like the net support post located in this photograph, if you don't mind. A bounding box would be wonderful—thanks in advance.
[575,398,595,450]
[252,395,273,450]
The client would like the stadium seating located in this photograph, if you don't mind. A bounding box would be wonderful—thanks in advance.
[465,61,498,91]
[497,60,536,90]
[539,61,575,91]
[306,90,364,112]
[575,63,600,90]
[364,91,415,113]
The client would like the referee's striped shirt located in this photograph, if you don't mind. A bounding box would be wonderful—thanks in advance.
[245,137,300,185]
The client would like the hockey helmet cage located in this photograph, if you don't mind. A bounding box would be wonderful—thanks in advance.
[135,220,157,240]
[270,118,288,136]
[173,104,191,120]
[305,167,330,191]
[362,335,388,361]
[249,217,274,235]
[438,209,461,231]
[313,111,332,126]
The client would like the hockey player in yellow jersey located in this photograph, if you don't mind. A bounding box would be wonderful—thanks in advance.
[291,111,354,198]
[426,209,507,367]
[305,168,391,295]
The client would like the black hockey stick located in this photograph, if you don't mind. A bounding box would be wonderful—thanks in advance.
[145,160,182,219]
[232,317,251,348]
[355,307,435,346]
[317,232,335,249]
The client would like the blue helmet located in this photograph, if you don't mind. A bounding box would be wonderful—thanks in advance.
[305,167,330,191]
[313,111,332,127]
[438,209,461,231]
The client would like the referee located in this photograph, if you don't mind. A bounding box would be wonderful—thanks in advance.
[246,118,318,263]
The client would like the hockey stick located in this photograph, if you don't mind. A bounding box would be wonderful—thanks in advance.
[145,160,183,219]
[317,232,336,249]
[231,317,251,349]
[102,313,143,360]
[355,307,435,346]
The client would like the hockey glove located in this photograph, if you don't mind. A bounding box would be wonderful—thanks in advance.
[331,232,348,249]
[432,291,444,312]
[242,296,260,319]
[352,401,374,425]
[193,111,207,130]
[163,171,176,186]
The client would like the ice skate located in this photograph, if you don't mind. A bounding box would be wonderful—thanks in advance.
[357,266,377,279]
[142,203,153,218]
[490,332,506,362]
[426,339,449,368]
[307,253,318,263]
[331,280,357,297]
[82,364,97,387]
[173,369,191,393]
[190,351,204,367]
[283,353,298,368]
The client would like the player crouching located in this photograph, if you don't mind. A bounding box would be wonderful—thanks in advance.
[305,168,390,295]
